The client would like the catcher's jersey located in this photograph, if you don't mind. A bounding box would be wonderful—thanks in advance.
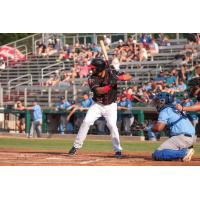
[88,69,118,105]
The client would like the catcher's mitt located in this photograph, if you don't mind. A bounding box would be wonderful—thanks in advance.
[188,77,200,98]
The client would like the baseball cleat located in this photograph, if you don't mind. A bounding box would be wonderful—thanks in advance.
[115,151,122,158]
[68,146,77,155]
[182,148,195,162]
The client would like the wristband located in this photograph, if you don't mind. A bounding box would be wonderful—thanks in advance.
[103,85,111,93]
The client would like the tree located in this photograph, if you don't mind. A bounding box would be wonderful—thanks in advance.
[0,33,33,46]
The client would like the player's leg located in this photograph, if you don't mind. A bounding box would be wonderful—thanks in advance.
[103,103,122,154]
[69,103,102,154]
[123,117,131,135]
[29,121,35,138]
[35,120,42,137]
[59,115,65,134]
[152,135,195,161]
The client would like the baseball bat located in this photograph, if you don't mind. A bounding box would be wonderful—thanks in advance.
[100,40,109,67]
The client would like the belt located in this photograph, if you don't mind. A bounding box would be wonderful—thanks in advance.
[184,134,192,138]
[170,133,193,137]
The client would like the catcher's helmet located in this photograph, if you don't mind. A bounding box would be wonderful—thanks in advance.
[153,92,175,112]
[89,58,106,74]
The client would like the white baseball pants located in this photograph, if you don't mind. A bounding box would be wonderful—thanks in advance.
[73,102,122,152]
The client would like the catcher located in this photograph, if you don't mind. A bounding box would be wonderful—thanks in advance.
[68,58,132,158]
[151,92,195,161]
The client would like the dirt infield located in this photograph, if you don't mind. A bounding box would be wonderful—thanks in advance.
[0,149,200,166]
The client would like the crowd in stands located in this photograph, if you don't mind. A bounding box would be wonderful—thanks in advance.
[40,33,200,89]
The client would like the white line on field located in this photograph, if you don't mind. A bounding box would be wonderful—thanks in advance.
[79,158,106,164]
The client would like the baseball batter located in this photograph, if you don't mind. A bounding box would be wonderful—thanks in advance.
[68,58,132,157]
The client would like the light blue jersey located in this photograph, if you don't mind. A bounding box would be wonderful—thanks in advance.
[32,105,42,121]
[158,107,195,136]
[117,99,132,109]
[81,98,93,108]
[56,101,71,110]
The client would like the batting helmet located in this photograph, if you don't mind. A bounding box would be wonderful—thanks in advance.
[153,92,175,112]
[89,58,106,74]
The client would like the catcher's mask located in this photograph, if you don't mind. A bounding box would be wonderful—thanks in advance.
[187,77,200,101]
[88,58,106,75]
[153,92,175,112]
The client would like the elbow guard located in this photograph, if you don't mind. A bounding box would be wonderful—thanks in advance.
[103,85,111,93]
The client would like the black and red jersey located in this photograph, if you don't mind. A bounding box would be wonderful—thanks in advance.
[88,69,118,105]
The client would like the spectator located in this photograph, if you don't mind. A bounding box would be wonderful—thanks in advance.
[14,99,25,134]
[71,63,80,79]
[148,39,159,61]
[55,96,76,134]
[25,98,42,138]
[154,71,166,83]
[103,35,111,50]
[79,59,89,81]
[74,41,82,55]
[36,41,46,57]
[91,43,100,55]
[46,43,57,56]
[138,43,148,61]
[117,39,124,49]
[59,70,72,86]
[176,80,187,92]
[0,57,5,70]
[126,35,135,46]
[46,71,60,86]
[117,95,134,135]
[165,69,178,86]
[57,44,72,62]
[54,38,62,53]
[111,54,120,71]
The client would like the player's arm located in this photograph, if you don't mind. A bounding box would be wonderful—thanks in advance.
[152,109,168,132]
[88,77,112,95]
[66,106,78,122]
[24,106,33,110]
[176,102,200,112]
[15,106,25,111]
[152,122,166,132]
[117,106,129,110]
[95,85,112,94]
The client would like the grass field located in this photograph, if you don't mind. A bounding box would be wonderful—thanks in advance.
[0,137,200,155]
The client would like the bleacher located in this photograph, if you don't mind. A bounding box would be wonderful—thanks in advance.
[0,34,200,108]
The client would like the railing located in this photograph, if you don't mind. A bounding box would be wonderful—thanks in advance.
[41,62,65,85]
[17,45,28,58]
[0,84,3,107]
[7,74,32,100]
